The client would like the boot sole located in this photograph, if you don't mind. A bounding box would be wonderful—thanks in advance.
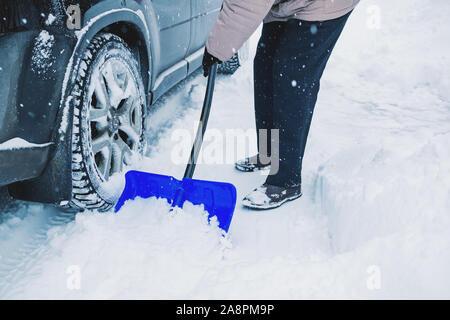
[235,164,271,173]
[242,193,303,210]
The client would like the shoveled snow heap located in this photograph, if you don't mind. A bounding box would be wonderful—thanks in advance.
[0,0,449,299]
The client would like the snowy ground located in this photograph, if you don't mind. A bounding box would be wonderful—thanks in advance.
[1,0,449,299]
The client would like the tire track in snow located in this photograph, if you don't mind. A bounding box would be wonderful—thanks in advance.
[0,203,75,298]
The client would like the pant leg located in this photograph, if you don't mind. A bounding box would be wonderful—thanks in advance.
[266,12,352,187]
[253,22,285,159]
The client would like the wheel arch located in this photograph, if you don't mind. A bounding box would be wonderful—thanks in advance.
[100,21,151,94]
[74,8,156,92]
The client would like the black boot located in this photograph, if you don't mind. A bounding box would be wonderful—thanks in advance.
[242,183,302,210]
[235,155,271,172]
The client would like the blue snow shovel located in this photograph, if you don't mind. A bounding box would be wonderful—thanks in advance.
[115,63,237,232]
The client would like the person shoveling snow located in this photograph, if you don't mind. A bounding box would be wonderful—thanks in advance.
[202,0,359,209]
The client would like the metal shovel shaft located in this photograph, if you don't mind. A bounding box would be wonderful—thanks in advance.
[184,63,218,179]
[171,63,218,209]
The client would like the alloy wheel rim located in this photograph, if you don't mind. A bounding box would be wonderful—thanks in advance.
[88,58,142,181]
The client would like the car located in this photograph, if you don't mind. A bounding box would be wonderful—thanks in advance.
[0,0,246,211]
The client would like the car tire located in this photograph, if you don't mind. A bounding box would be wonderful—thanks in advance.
[218,41,250,75]
[65,33,146,212]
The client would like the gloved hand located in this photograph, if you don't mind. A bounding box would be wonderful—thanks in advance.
[202,48,222,77]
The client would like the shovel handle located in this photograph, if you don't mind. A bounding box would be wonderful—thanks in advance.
[183,63,218,180]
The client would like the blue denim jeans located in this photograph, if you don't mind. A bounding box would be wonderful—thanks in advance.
[254,12,352,187]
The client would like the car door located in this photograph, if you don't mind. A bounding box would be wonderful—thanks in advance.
[188,0,222,55]
[151,0,191,72]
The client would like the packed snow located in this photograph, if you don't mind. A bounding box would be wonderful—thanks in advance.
[0,0,449,299]
[0,138,52,151]
[31,30,55,77]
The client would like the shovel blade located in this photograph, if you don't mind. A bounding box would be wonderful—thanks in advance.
[115,171,237,232]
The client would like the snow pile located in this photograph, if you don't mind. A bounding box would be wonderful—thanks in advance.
[1,199,226,299]
[0,0,449,299]
[309,0,450,254]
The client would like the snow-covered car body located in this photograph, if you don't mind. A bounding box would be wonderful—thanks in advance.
[0,0,222,205]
